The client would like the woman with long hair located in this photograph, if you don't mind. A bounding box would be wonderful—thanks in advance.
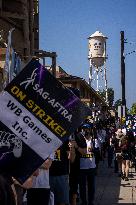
[120,134,131,181]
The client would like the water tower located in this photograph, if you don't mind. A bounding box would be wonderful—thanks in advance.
[88,31,108,102]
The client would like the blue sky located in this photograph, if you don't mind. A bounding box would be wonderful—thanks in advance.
[39,0,136,108]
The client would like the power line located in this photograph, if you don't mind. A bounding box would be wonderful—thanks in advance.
[126,41,136,45]
[125,50,136,57]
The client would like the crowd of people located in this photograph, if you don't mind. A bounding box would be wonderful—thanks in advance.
[0,116,136,205]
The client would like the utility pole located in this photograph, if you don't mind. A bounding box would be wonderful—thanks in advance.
[120,31,126,120]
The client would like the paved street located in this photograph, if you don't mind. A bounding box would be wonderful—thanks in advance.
[95,160,136,205]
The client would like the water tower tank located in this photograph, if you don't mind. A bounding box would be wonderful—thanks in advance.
[88,31,108,67]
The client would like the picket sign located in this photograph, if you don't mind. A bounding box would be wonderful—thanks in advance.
[0,59,91,183]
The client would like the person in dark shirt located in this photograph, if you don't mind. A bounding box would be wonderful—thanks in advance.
[69,128,87,205]
[120,134,131,181]
[49,139,75,205]
[111,133,120,173]
[127,131,136,170]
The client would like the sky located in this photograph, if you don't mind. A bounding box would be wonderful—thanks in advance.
[39,0,136,109]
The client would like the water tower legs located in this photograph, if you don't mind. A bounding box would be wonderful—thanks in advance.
[104,63,108,103]
[96,68,99,91]
[89,63,93,86]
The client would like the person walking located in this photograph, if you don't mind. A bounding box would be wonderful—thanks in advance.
[111,132,120,173]
[120,134,131,181]
[93,135,101,170]
[107,137,114,168]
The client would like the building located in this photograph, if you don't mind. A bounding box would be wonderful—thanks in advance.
[58,70,108,119]
[0,37,7,91]
[59,75,107,106]
[0,0,39,58]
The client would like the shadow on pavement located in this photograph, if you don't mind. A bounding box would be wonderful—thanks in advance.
[94,159,136,205]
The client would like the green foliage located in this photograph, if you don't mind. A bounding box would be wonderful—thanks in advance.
[114,99,129,114]
[130,103,136,115]
[126,107,130,115]
[98,90,105,99]
[114,99,122,111]
[107,88,114,107]
[98,88,114,107]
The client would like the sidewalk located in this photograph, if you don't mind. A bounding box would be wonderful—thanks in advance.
[95,160,136,205]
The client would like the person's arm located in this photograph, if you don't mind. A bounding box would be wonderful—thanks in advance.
[12,168,39,189]
[43,158,52,169]
[41,154,54,170]
[12,176,34,189]
[74,141,87,155]
[22,176,34,189]
[11,183,18,205]
[119,139,122,147]
[68,140,76,163]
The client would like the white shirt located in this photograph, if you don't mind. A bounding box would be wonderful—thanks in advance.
[122,128,126,135]
[94,138,100,148]
[97,132,102,144]
[23,169,50,202]
[80,138,96,169]
[101,129,106,142]
[32,169,50,188]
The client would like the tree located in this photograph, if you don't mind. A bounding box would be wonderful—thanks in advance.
[130,103,136,115]
[98,88,114,107]
[98,90,105,100]
[107,88,114,107]
[114,99,122,111]
[114,99,129,115]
